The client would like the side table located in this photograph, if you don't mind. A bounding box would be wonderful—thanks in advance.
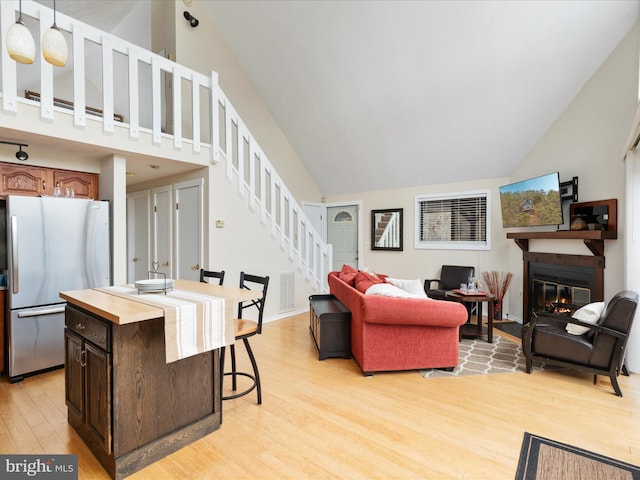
[445,290,496,343]
[309,294,351,360]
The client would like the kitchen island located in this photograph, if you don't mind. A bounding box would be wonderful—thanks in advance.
[60,280,259,480]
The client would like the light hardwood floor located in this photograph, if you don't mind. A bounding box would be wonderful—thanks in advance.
[1,313,639,479]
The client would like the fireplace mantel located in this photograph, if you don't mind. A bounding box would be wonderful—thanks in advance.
[507,230,616,256]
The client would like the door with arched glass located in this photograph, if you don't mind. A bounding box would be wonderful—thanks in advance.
[327,205,358,271]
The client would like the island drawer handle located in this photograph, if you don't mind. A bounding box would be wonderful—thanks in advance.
[76,323,86,330]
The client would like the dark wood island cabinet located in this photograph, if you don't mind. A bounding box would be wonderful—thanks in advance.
[63,303,220,479]
[59,279,266,479]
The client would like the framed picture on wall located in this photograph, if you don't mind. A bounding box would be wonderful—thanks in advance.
[371,208,403,251]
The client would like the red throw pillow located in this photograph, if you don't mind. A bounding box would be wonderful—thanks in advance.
[338,264,358,286]
[355,270,383,293]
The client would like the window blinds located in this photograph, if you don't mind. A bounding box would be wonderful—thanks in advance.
[418,194,487,243]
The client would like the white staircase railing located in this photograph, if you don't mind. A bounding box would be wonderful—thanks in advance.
[0,0,332,291]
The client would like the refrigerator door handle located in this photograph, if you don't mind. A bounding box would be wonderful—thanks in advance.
[10,215,18,294]
[17,306,66,318]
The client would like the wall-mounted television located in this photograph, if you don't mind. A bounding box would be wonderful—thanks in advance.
[499,172,563,228]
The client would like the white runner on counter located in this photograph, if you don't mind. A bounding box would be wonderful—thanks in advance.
[95,286,225,363]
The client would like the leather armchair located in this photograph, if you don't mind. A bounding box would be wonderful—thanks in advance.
[425,265,476,321]
[424,265,475,299]
[522,290,639,397]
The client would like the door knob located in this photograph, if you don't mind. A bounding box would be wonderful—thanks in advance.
[162,261,169,267]
[132,257,138,262]
[191,264,200,270]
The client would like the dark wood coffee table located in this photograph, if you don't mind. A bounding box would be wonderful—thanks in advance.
[445,290,496,343]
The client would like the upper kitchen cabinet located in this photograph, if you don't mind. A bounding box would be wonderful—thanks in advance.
[0,163,48,196]
[0,163,98,199]
[53,170,99,200]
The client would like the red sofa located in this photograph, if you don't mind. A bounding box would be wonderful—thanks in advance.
[328,271,468,376]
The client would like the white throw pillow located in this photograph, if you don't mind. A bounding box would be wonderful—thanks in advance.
[385,277,429,298]
[566,302,605,335]
[365,283,430,299]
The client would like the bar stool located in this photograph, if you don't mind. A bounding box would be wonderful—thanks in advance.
[220,272,269,404]
[199,269,225,285]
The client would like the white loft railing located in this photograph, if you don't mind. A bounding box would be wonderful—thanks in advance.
[0,0,332,291]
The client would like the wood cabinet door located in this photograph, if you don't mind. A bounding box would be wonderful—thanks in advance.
[0,165,46,197]
[84,341,112,455]
[53,170,99,199]
[64,329,84,419]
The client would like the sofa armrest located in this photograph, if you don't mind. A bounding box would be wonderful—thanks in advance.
[362,295,467,327]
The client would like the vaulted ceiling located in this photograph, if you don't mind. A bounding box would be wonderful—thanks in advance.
[36,1,640,195]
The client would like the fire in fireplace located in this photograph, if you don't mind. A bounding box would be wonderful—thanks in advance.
[532,279,591,312]
[529,261,596,316]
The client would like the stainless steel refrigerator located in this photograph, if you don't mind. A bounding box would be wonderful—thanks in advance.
[4,195,111,382]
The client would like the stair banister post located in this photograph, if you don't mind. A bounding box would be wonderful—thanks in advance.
[209,70,220,163]
[151,56,162,144]
[38,8,55,120]
[102,36,114,133]
[172,66,182,148]
[191,73,201,153]
[73,25,87,126]
[127,47,140,138]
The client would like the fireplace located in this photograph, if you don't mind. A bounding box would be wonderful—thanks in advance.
[506,203,616,324]
[529,261,595,314]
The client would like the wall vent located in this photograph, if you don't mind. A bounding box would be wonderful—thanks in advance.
[279,271,295,313]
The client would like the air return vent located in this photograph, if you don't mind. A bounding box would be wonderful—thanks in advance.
[279,271,295,313]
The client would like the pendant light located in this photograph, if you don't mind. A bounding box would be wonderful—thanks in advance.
[41,0,68,67]
[5,0,36,64]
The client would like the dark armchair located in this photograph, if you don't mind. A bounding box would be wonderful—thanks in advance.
[425,265,476,320]
[522,290,639,397]
[424,265,475,300]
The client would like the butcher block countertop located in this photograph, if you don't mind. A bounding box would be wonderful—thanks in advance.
[60,285,163,325]
[60,279,261,326]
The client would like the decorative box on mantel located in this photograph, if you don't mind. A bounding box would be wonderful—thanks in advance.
[507,199,617,257]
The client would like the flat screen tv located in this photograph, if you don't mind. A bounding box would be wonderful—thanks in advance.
[499,172,563,228]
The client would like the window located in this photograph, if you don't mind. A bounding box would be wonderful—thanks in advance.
[333,210,354,223]
[415,190,490,250]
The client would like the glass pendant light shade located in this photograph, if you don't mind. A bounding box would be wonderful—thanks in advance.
[6,20,35,64]
[42,25,67,67]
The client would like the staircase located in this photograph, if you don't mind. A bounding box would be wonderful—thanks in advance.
[0,0,332,291]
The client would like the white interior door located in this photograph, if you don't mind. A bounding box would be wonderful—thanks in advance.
[327,205,358,271]
[302,202,325,241]
[126,190,151,283]
[153,185,173,278]
[174,179,203,281]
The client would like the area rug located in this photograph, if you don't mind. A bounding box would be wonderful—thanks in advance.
[516,432,640,480]
[419,334,541,378]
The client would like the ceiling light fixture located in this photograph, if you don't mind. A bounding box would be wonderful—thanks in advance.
[183,11,199,28]
[5,0,36,64]
[15,145,28,161]
[42,0,68,67]
[0,140,29,161]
